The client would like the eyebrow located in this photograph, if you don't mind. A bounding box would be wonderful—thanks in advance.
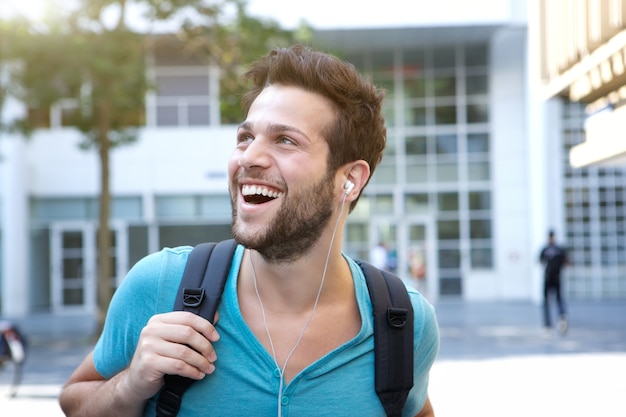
[237,121,309,139]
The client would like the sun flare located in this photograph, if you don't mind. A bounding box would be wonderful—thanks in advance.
[3,0,61,22]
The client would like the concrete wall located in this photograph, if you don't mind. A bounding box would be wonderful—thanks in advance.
[26,126,236,197]
[465,26,533,301]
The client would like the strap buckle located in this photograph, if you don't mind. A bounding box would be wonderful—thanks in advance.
[182,288,204,308]
[387,307,408,328]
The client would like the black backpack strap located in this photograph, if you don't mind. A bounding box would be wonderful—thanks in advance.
[156,239,238,417]
[356,260,414,417]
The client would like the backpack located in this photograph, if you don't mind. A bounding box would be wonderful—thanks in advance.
[156,239,414,417]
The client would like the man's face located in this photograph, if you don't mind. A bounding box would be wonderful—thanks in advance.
[228,85,338,262]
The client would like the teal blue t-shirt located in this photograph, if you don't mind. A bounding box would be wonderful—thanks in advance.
[94,245,439,416]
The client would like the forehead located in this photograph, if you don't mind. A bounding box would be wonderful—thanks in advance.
[245,85,336,138]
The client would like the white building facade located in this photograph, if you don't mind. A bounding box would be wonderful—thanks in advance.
[1,0,624,317]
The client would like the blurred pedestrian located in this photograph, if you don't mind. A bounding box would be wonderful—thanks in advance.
[370,241,389,270]
[409,246,427,295]
[539,230,569,334]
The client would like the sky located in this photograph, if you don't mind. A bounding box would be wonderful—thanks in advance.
[0,0,523,31]
[246,0,521,29]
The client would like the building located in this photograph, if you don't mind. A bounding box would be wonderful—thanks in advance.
[530,0,626,301]
[1,0,625,318]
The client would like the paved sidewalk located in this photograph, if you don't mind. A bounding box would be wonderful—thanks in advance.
[429,299,626,417]
[1,299,625,416]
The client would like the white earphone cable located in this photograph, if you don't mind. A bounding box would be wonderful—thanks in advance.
[249,192,349,417]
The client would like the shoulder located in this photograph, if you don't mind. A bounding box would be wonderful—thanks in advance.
[116,246,194,310]
[346,256,439,345]
[406,287,438,336]
[131,246,193,274]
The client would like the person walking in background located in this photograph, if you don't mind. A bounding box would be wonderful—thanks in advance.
[539,229,570,335]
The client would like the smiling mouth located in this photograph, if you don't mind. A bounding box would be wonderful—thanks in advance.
[242,185,284,204]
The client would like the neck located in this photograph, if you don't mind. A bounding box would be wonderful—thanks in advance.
[243,240,349,313]
[241,197,350,311]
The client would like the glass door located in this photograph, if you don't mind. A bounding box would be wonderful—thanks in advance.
[50,222,128,313]
[50,223,96,313]
[401,218,438,303]
[369,218,398,273]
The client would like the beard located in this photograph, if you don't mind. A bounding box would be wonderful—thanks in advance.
[231,171,336,263]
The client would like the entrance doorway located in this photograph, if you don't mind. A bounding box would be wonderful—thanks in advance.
[370,216,438,302]
[50,222,128,313]
[403,219,438,301]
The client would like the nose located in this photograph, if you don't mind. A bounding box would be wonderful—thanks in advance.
[238,137,271,169]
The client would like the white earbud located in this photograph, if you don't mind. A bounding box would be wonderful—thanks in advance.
[344,180,355,195]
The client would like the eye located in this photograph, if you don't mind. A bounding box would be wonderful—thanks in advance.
[278,136,296,145]
[237,132,254,145]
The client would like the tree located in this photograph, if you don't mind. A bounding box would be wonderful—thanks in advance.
[2,0,301,332]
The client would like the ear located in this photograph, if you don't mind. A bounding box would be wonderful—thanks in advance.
[340,160,370,201]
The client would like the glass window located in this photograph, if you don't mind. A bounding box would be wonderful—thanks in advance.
[405,106,427,126]
[436,134,457,154]
[405,77,426,99]
[383,134,397,158]
[438,192,459,211]
[198,195,231,220]
[438,220,460,239]
[372,194,394,214]
[470,219,492,239]
[438,248,461,268]
[370,164,396,185]
[32,198,89,220]
[404,48,426,69]
[406,163,429,183]
[467,100,489,123]
[468,162,490,181]
[439,277,462,295]
[382,103,395,127]
[433,47,456,69]
[156,105,178,126]
[159,224,232,248]
[128,226,149,267]
[435,105,457,124]
[111,197,143,220]
[188,105,210,125]
[436,163,458,182]
[405,193,429,214]
[466,74,488,95]
[156,195,230,220]
[471,247,493,268]
[465,44,488,67]
[346,222,368,242]
[469,191,491,210]
[433,76,456,97]
[156,196,196,219]
[372,51,395,76]
[343,52,366,70]
[409,223,426,240]
[467,133,489,153]
[350,195,371,219]
[31,197,141,221]
[156,75,209,96]
[405,135,427,155]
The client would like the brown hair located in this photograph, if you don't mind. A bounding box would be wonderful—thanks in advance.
[241,45,387,211]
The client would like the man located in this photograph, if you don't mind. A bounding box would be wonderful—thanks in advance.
[59,45,439,417]
[539,230,569,334]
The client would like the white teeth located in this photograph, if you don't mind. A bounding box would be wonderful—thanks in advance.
[242,185,283,198]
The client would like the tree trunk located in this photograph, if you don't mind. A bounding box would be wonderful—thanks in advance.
[96,101,113,335]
